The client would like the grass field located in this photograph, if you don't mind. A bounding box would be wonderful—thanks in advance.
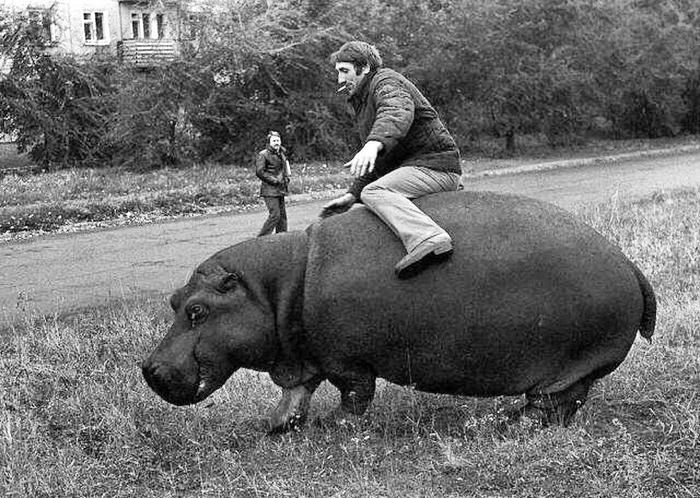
[0,160,348,237]
[2,135,698,239]
[1,188,698,497]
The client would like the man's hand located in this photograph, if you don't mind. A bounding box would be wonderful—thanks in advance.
[344,141,383,177]
[320,193,356,219]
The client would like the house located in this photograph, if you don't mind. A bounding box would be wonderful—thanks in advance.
[0,0,184,66]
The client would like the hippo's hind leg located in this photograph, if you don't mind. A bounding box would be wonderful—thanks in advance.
[516,376,595,427]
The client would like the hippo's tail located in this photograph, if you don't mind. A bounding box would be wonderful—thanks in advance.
[629,260,656,343]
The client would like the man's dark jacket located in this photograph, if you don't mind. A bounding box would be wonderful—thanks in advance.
[256,146,289,197]
[347,68,461,199]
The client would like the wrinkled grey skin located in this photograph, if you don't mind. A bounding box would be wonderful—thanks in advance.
[142,191,655,433]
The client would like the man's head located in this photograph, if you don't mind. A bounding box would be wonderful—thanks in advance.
[267,131,281,150]
[331,41,383,96]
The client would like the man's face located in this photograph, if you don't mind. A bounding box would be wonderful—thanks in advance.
[269,135,281,150]
[335,62,370,96]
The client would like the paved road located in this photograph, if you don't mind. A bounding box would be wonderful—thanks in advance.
[3,149,700,325]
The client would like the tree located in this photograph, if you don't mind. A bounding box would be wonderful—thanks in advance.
[181,0,351,163]
[0,9,113,168]
[3,0,700,169]
[594,0,700,137]
[465,0,607,151]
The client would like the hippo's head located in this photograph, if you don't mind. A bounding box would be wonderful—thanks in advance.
[142,262,276,405]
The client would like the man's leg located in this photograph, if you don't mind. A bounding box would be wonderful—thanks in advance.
[258,196,282,237]
[360,166,460,249]
[276,197,288,233]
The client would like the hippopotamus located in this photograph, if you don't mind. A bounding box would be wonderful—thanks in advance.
[142,190,655,432]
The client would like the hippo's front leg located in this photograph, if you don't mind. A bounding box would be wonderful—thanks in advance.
[268,360,323,433]
[268,379,321,433]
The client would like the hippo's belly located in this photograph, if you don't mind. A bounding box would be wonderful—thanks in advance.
[302,192,643,396]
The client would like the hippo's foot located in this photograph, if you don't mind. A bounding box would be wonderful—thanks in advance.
[313,388,374,431]
[503,402,550,426]
[501,377,594,428]
[313,406,366,431]
[268,384,317,434]
[519,377,595,427]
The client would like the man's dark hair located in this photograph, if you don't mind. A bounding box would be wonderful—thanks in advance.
[330,41,383,74]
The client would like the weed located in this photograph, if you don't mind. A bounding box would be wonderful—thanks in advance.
[3,136,698,240]
[1,187,699,497]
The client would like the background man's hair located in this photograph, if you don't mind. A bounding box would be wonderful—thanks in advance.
[330,41,383,73]
[267,130,281,141]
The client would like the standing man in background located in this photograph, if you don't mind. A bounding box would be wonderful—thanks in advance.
[256,130,291,236]
[322,41,462,278]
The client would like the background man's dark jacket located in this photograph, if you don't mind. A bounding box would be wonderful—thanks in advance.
[256,146,289,197]
[347,68,461,199]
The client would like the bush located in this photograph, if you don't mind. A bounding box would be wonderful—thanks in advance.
[682,74,700,134]
[103,63,206,171]
[0,12,114,168]
[2,0,700,169]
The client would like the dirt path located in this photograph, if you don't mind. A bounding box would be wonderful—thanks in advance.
[3,149,700,325]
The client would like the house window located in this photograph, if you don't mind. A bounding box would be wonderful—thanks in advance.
[131,13,141,39]
[27,8,59,45]
[184,12,205,41]
[142,13,151,38]
[130,11,166,39]
[83,12,108,45]
[156,14,165,38]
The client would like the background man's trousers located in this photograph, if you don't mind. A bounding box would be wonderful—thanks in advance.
[258,196,288,236]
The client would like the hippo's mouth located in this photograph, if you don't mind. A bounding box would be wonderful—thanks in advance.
[142,360,198,406]
[194,376,215,402]
[193,374,235,403]
[142,356,219,406]
[192,353,237,403]
[193,361,218,403]
[142,345,238,406]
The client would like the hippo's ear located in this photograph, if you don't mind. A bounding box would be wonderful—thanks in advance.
[217,272,240,293]
[169,291,182,311]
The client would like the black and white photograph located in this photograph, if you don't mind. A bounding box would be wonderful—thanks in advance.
[1,0,699,496]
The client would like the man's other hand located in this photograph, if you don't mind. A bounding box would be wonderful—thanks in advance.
[320,193,356,219]
[344,141,383,177]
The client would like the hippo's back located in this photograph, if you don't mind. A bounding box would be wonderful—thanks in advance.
[302,191,646,397]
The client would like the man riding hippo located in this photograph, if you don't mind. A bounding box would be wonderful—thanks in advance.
[141,42,656,435]
[142,191,656,434]
[322,41,463,278]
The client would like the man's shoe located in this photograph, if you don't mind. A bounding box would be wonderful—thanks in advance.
[395,237,453,279]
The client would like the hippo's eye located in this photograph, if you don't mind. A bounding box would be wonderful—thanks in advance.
[186,303,208,325]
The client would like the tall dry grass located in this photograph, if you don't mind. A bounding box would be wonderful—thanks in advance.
[3,135,698,237]
[0,161,347,234]
[1,189,698,497]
